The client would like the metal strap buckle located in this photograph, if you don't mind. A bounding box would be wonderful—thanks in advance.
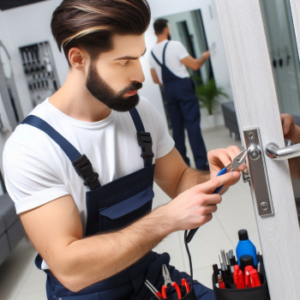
[72,155,100,189]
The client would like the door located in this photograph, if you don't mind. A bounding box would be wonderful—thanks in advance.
[214,0,300,299]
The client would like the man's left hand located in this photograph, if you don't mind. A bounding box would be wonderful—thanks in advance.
[207,146,247,194]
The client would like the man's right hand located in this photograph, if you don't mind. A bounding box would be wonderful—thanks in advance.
[181,51,210,71]
[163,171,240,232]
[201,51,210,61]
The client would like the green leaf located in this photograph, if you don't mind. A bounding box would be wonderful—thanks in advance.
[195,79,229,115]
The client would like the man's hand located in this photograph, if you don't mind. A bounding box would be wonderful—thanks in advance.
[201,51,210,61]
[281,114,300,144]
[280,114,300,179]
[207,146,247,194]
[208,146,247,177]
[163,171,241,231]
[181,51,210,71]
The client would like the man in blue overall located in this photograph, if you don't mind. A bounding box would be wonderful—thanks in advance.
[150,19,210,171]
[3,1,244,299]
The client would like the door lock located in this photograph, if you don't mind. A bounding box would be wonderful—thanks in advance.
[242,168,251,184]
[248,145,261,161]
[243,128,274,217]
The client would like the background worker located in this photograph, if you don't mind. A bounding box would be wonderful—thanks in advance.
[3,1,246,299]
[150,18,211,170]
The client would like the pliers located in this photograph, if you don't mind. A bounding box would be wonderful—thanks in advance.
[214,149,247,194]
[145,280,163,299]
[161,264,182,299]
[186,150,247,243]
[181,278,191,295]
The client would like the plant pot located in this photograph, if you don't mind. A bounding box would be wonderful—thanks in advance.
[207,114,216,128]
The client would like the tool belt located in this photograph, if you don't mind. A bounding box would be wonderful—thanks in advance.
[152,231,198,300]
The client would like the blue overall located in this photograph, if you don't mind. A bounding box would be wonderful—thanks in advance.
[152,42,208,170]
[21,108,215,300]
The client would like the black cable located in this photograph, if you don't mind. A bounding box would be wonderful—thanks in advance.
[184,230,194,289]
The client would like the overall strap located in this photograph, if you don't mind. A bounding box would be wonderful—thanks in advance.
[129,108,154,167]
[162,41,169,65]
[151,51,162,67]
[21,115,101,190]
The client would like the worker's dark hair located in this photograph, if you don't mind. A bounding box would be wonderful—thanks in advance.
[51,0,151,64]
[154,18,169,35]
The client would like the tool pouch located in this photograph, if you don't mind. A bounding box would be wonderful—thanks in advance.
[156,288,197,300]
[179,288,197,300]
[212,258,270,300]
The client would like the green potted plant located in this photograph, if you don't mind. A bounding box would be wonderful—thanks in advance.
[193,77,229,128]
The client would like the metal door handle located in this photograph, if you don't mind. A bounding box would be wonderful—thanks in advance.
[266,140,300,160]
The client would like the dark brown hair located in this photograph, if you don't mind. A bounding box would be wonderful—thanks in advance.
[154,18,168,35]
[51,0,151,63]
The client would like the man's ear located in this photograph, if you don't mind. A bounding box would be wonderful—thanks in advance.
[68,47,87,69]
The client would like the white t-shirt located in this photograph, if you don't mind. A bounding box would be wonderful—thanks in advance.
[149,40,190,83]
[3,96,174,230]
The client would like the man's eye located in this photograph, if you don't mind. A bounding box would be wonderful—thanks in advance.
[119,61,129,66]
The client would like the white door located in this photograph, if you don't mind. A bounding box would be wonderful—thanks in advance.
[214,0,300,299]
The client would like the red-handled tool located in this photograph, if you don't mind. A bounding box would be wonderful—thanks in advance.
[145,280,163,299]
[162,264,182,299]
[238,270,245,289]
[217,274,225,289]
[249,269,262,287]
[245,266,254,288]
[181,278,191,293]
[234,265,246,289]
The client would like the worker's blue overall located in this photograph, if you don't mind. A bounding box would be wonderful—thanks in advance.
[151,42,208,170]
[21,108,215,300]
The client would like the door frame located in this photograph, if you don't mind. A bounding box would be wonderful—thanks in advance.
[214,0,300,298]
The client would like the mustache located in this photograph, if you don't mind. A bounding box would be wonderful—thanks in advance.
[120,82,143,95]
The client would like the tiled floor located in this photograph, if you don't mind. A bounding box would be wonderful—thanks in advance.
[0,126,261,299]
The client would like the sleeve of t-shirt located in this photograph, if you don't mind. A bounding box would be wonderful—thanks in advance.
[3,138,69,214]
[137,97,175,160]
[174,41,190,60]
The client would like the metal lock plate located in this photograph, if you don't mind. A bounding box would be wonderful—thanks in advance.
[243,128,274,216]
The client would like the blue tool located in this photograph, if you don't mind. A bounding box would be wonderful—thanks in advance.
[186,150,248,243]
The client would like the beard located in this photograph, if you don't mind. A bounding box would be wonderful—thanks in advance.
[86,62,142,112]
[168,34,172,40]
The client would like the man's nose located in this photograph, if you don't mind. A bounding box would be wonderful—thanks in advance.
[130,60,145,83]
